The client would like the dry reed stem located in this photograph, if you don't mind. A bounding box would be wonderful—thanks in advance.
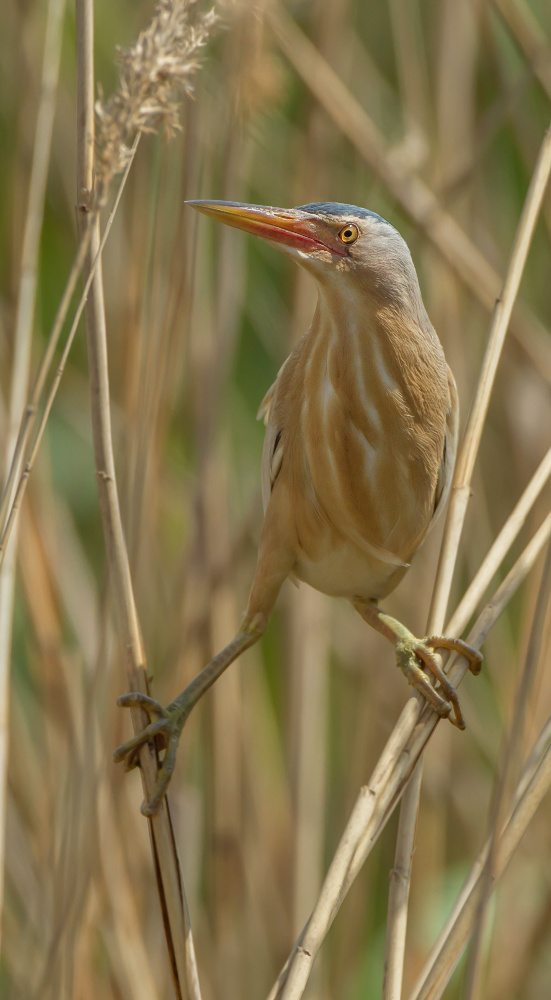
[330,512,551,939]
[0,0,66,941]
[408,696,551,1000]
[382,4,473,985]
[98,780,164,1000]
[267,4,551,382]
[277,13,551,987]
[447,442,551,635]
[432,124,551,625]
[290,587,329,943]
[0,225,91,537]
[0,0,222,567]
[382,760,423,1000]
[75,2,202,997]
[0,147,135,573]
[463,540,551,998]
[18,507,110,996]
[408,709,551,1000]
[266,119,551,1000]
[384,122,551,1000]
[4,0,548,988]
[266,503,551,1000]
[0,0,219,594]
[94,0,217,205]
[0,7,219,573]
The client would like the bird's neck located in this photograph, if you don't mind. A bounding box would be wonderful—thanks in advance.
[311,281,449,428]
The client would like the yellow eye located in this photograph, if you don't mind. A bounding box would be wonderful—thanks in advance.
[338,223,359,244]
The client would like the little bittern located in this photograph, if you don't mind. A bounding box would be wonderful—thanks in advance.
[115,200,481,815]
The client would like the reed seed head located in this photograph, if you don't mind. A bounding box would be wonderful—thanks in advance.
[94,0,217,205]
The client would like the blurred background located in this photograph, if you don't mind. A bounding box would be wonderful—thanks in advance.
[2,0,551,997]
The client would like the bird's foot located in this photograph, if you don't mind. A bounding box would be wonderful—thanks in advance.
[393,629,482,730]
[352,601,482,729]
[113,692,191,816]
[114,618,267,815]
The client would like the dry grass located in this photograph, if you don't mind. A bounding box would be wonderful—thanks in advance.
[2,1,551,998]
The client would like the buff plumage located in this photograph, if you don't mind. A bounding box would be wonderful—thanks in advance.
[115,200,480,816]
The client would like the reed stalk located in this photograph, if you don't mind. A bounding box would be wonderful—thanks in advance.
[75,2,206,995]
[0,0,67,943]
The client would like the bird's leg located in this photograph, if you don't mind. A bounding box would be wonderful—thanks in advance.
[114,613,266,815]
[352,599,482,729]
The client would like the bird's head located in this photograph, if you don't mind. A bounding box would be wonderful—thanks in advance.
[186,200,422,311]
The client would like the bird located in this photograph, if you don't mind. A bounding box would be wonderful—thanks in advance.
[114,200,482,816]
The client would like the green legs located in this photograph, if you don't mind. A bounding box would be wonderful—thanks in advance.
[116,596,482,815]
[114,614,265,815]
[352,599,482,729]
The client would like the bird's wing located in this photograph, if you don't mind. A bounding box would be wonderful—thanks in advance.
[257,382,275,426]
[260,422,284,511]
[429,365,459,530]
[256,355,291,425]
[257,356,410,568]
[258,385,409,569]
[257,358,291,511]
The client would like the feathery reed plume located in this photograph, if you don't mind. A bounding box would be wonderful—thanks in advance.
[95,0,217,205]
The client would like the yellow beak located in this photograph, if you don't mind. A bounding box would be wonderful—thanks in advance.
[185,200,346,256]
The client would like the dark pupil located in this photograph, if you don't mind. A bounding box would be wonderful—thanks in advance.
[344,229,352,238]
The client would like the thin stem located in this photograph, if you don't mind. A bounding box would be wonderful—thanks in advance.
[431,124,551,627]
[408,709,551,1000]
[382,761,423,1000]
[75,2,202,998]
[382,440,551,998]
[0,0,67,948]
[267,510,551,1000]
[447,441,551,636]
[463,540,551,999]
[267,3,551,381]
[0,140,136,572]
[0,224,91,532]
[383,122,551,1000]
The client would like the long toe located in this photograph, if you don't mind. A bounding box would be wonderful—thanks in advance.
[114,694,189,812]
[353,605,474,730]
[116,692,169,718]
[425,635,483,676]
[113,716,169,764]
[396,643,453,721]
[412,642,465,730]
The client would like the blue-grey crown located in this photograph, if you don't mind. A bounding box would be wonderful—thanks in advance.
[296,202,388,225]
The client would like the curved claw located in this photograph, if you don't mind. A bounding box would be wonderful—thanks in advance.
[413,643,465,730]
[353,604,480,731]
[413,633,483,729]
[396,642,454,722]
